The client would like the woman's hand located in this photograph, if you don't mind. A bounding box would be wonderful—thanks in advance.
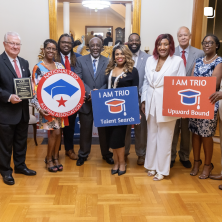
[209,91,222,104]
[141,101,145,115]
[39,109,49,116]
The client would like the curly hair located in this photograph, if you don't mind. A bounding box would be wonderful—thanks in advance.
[105,45,134,75]
[55,33,77,67]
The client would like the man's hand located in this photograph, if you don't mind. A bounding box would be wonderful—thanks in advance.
[10,94,22,104]
[88,89,98,101]
[39,109,49,116]
[209,91,222,104]
[141,101,145,115]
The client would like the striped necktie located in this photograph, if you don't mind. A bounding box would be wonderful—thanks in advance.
[93,59,97,78]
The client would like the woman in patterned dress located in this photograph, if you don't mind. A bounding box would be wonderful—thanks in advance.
[31,39,68,172]
[189,35,222,179]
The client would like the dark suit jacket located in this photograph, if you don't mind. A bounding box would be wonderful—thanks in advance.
[0,52,30,124]
[75,54,109,114]
[60,52,82,72]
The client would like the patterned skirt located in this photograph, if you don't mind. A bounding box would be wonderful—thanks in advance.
[188,101,219,137]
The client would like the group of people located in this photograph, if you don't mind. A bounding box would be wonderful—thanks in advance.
[0,27,222,190]
[86,31,114,46]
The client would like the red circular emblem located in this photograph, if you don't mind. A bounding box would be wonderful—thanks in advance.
[37,69,85,117]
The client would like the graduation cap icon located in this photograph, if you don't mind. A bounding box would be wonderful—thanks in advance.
[105,99,127,116]
[178,89,201,109]
[44,79,79,98]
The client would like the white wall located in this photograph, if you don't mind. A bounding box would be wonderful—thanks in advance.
[0,0,49,71]
[140,0,193,54]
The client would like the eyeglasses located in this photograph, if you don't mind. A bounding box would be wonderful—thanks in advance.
[202,41,214,46]
[45,47,57,51]
[5,41,22,47]
[60,41,73,45]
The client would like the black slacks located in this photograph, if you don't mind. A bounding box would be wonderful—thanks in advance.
[78,111,113,158]
[0,118,28,176]
[62,113,77,151]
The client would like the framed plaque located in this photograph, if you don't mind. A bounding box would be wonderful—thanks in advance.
[14,77,33,99]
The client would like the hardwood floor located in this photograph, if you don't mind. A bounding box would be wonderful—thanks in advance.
[0,137,222,222]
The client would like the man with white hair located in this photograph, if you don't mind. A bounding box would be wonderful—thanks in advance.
[171,26,204,168]
[0,32,36,185]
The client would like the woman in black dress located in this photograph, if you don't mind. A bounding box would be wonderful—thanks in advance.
[105,44,139,176]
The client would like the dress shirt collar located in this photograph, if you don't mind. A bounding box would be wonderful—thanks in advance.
[5,51,19,63]
[91,55,100,62]
[179,45,189,54]
[133,50,140,57]
[60,52,71,61]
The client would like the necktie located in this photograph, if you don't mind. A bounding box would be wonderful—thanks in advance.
[93,59,97,78]
[182,51,186,67]
[65,55,71,70]
[13,59,21,78]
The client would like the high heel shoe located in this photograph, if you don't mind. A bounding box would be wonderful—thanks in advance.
[118,164,126,176]
[111,169,119,175]
[53,158,63,171]
[190,160,202,176]
[44,158,58,172]
[199,163,214,179]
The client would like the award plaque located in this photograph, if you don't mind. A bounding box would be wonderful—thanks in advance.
[14,77,33,99]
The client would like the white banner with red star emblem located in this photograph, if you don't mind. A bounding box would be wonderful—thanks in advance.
[37,69,85,117]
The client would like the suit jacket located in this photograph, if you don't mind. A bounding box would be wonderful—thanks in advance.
[141,55,186,123]
[136,51,150,95]
[60,52,82,72]
[174,45,204,76]
[75,54,109,114]
[0,52,30,124]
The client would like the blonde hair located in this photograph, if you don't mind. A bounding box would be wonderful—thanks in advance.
[105,45,134,75]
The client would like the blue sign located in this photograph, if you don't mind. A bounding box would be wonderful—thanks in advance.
[91,87,140,127]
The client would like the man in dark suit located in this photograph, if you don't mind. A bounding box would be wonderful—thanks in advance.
[56,33,82,160]
[103,32,113,46]
[125,33,150,165]
[75,37,114,166]
[0,32,36,185]
[171,26,204,168]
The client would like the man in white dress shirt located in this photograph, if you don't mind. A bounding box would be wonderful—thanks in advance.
[125,33,150,165]
[171,26,204,168]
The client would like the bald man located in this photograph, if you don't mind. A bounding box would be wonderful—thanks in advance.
[171,26,204,168]
[75,37,113,166]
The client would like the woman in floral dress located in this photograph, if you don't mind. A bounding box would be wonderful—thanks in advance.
[31,39,68,172]
[189,34,222,179]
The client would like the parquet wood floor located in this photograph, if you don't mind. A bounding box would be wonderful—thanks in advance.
[1,137,222,222]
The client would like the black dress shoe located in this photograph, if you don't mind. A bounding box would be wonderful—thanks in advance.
[111,169,119,175]
[118,170,126,176]
[14,167,36,176]
[3,175,15,185]
[170,160,175,168]
[103,157,114,164]
[76,157,87,166]
[180,159,192,168]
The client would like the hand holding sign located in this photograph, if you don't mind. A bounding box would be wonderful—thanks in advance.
[209,91,222,104]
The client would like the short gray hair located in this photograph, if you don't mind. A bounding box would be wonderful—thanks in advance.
[89,37,102,46]
[4,32,21,42]
[177,26,191,36]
